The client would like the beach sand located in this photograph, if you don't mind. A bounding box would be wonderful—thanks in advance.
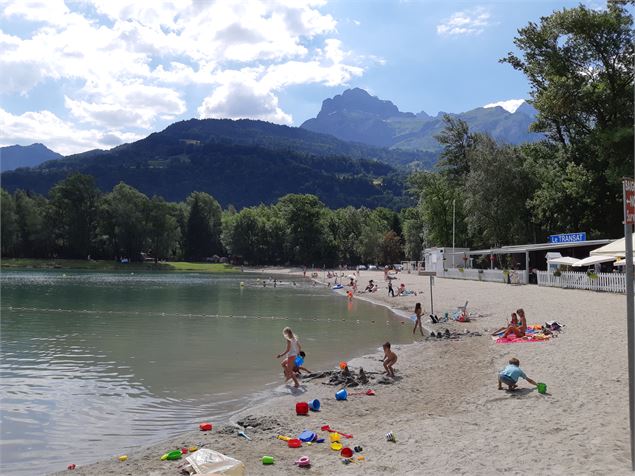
[55,270,631,475]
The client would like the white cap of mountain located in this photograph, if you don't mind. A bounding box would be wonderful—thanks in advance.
[483,99,526,113]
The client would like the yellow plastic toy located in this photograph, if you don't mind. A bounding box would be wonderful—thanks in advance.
[118,455,128,462]
[188,446,198,452]
[329,433,340,443]
[331,442,343,451]
[277,435,291,441]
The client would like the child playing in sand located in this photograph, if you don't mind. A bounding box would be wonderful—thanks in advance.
[382,342,397,378]
[292,351,311,378]
[498,357,537,391]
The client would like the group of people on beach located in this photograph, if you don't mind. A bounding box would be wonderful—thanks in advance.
[276,326,399,386]
[491,308,527,338]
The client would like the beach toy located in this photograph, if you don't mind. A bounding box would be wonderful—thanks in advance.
[308,399,321,411]
[357,456,365,461]
[188,446,198,452]
[238,430,251,441]
[67,464,76,470]
[288,438,302,448]
[537,382,547,394]
[340,447,354,458]
[342,458,351,464]
[277,435,291,441]
[316,438,325,443]
[295,355,304,367]
[161,453,168,461]
[331,442,343,451]
[321,425,353,438]
[166,450,182,460]
[339,361,347,370]
[299,430,316,442]
[181,448,188,454]
[295,456,311,468]
[330,433,341,443]
[354,446,363,453]
[199,422,213,431]
[296,402,309,415]
[262,455,275,465]
[386,432,396,443]
[118,455,128,461]
[335,389,348,400]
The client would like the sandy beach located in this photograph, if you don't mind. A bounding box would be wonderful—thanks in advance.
[56,269,631,475]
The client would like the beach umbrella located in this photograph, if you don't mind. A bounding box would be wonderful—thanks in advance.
[590,236,635,257]
[572,255,617,267]
[547,256,580,266]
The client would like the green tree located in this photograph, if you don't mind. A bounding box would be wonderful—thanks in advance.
[99,183,149,260]
[409,172,465,248]
[381,230,402,264]
[49,173,100,258]
[14,190,53,258]
[184,192,223,260]
[277,194,327,265]
[1,189,18,256]
[435,114,475,181]
[146,196,180,260]
[401,207,424,261]
[326,206,363,264]
[463,135,537,247]
[502,2,634,235]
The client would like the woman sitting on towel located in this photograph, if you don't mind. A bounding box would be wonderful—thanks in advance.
[491,313,522,338]
[502,309,527,338]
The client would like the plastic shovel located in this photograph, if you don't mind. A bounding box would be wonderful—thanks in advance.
[320,425,353,439]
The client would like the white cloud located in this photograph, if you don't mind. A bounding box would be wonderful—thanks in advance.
[483,99,525,113]
[198,79,292,124]
[437,7,492,36]
[0,108,143,155]
[0,0,364,150]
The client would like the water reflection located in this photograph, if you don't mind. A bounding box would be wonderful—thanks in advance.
[0,271,411,475]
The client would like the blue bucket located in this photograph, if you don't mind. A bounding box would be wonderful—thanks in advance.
[308,399,321,411]
[335,389,347,401]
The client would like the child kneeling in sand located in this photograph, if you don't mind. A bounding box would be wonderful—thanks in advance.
[498,357,537,391]
[382,342,397,378]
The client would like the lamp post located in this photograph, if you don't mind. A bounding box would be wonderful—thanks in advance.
[452,199,456,268]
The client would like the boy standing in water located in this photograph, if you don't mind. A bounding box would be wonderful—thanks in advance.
[382,342,398,378]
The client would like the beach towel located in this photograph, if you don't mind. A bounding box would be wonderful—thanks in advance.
[492,324,551,343]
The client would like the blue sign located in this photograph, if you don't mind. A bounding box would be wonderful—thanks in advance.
[548,232,587,244]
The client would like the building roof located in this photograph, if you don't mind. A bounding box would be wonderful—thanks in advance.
[467,239,614,255]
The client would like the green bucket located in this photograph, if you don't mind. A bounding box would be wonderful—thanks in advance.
[537,382,547,394]
[262,455,275,465]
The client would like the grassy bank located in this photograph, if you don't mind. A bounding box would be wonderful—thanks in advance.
[0,258,237,273]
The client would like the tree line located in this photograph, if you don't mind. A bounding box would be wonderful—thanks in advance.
[1,3,632,265]
[0,177,409,266]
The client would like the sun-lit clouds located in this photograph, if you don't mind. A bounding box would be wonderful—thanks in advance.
[0,0,364,152]
[483,99,525,113]
[436,7,492,36]
[0,108,144,155]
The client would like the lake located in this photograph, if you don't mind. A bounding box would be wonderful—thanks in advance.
[0,270,413,475]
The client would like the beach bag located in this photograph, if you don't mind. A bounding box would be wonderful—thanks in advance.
[296,402,309,415]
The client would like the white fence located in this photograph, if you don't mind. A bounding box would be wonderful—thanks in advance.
[537,270,626,293]
[442,268,509,283]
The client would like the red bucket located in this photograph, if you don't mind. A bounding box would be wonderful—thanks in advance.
[295,402,309,415]
[288,438,302,448]
[199,422,213,431]
[340,447,354,458]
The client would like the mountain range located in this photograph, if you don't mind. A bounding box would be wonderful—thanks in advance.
[0,119,414,209]
[300,88,542,151]
[1,88,543,209]
[0,143,62,173]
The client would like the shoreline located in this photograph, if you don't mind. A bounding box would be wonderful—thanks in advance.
[54,268,632,475]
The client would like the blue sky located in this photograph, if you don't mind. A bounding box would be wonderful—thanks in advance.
[0,0,602,154]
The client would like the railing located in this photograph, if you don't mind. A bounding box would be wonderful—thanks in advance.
[537,270,626,293]
[442,268,508,283]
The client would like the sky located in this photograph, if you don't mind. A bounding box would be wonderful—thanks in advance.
[0,0,604,155]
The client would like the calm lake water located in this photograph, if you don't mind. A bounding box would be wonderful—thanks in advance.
[0,270,413,475]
